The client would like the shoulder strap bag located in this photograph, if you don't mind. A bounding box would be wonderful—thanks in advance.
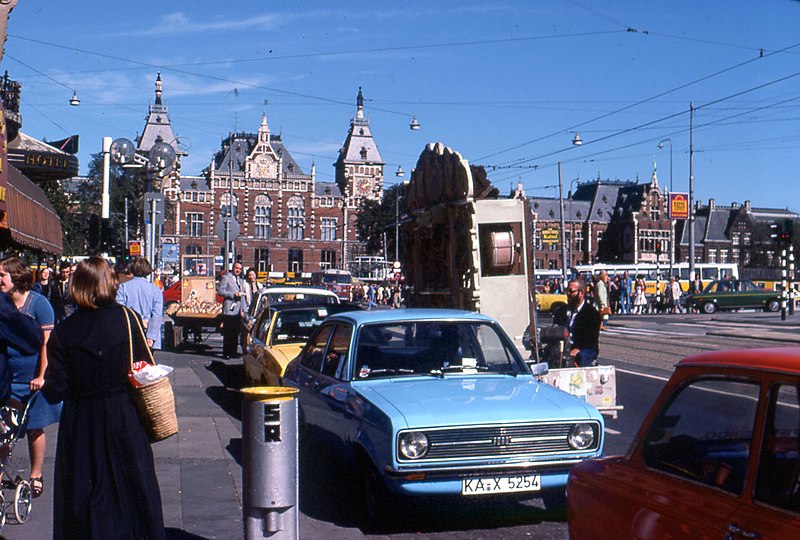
[123,307,178,442]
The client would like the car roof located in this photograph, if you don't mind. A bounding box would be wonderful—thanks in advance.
[268,302,362,314]
[256,286,337,296]
[323,308,496,326]
[677,347,800,374]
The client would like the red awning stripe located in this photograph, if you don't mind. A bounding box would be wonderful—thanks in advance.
[5,165,63,255]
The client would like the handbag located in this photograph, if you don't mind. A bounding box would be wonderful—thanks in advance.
[123,307,178,442]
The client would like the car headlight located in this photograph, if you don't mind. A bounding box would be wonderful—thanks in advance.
[567,423,595,450]
[398,431,429,459]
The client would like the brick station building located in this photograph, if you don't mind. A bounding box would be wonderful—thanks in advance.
[151,76,384,275]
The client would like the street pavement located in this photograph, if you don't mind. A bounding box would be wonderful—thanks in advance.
[1,336,247,540]
[2,311,795,539]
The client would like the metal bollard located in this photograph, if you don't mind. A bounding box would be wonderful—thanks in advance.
[242,387,299,540]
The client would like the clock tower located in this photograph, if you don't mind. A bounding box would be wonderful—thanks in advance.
[334,87,385,203]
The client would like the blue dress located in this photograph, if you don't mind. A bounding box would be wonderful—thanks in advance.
[8,291,62,429]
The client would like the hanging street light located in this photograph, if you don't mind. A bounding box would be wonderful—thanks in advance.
[409,116,421,130]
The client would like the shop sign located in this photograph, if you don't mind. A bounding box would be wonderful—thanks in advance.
[670,193,689,220]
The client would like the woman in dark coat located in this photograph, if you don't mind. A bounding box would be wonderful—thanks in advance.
[43,256,165,540]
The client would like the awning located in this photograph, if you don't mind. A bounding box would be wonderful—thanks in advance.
[7,131,79,181]
[0,165,63,255]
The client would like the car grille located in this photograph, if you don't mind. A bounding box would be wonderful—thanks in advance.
[397,422,600,462]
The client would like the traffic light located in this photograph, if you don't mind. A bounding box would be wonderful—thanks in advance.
[655,240,662,256]
[783,219,794,245]
[772,220,793,248]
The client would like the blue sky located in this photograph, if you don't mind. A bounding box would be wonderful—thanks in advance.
[5,1,800,209]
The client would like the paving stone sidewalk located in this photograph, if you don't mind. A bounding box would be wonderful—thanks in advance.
[0,342,246,540]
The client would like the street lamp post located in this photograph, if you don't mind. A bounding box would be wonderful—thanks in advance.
[106,136,175,274]
[567,177,580,269]
[658,138,673,278]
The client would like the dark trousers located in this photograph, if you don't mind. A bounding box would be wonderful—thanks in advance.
[222,314,242,357]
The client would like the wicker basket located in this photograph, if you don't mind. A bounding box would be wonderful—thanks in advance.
[124,307,179,443]
[132,377,178,442]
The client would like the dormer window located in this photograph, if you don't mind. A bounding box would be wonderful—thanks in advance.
[359,128,364,135]
[360,146,368,159]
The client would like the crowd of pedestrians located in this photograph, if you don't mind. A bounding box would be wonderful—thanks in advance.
[543,270,705,317]
[0,255,166,538]
[356,282,403,310]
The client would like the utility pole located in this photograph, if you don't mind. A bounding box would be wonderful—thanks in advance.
[557,162,569,283]
[688,102,696,280]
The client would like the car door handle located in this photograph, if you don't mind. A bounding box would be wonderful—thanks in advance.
[725,523,761,539]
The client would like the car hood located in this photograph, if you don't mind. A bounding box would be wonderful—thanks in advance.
[355,376,599,429]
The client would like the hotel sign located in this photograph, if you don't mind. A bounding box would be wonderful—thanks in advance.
[542,227,560,244]
[670,193,689,220]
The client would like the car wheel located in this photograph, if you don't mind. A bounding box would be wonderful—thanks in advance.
[361,461,398,532]
[766,299,780,312]
[702,302,717,314]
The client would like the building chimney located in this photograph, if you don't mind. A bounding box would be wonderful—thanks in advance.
[731,202,738,209]
[745,200,751,211]
[708,198,715,210]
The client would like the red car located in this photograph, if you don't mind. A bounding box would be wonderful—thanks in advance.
[568,348,800,539]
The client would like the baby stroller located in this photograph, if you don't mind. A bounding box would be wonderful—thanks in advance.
[0,392,38,531]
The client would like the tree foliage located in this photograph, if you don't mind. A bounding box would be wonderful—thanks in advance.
[38,152,146,258]
[355,184,402,257]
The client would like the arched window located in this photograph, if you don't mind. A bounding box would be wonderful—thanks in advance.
[220,192,239,218]
[254,194,272,239]
[287,195,305,240]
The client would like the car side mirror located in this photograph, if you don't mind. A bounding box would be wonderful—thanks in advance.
[529,362,549,376]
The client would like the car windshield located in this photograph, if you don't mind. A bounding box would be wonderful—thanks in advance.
[353,321,527,380]
[271,308,330,345]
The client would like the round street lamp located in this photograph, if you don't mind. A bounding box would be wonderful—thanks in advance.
[110,138,136,165]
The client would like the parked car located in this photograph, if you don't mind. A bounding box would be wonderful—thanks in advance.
[567,347,800,539]
[283,308,604,528]
[686,278,781,313]
[247,285,340,320]
[243,302,362,385]
[535,291,568,313]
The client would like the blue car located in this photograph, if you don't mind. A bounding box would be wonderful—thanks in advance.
[283,308,604,527]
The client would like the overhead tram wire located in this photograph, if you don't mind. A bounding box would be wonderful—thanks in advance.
[501,64,800,169]
[477,38,800,164]
[8,30,627,74]
[489,90,800,186]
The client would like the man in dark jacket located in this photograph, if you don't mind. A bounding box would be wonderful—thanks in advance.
[566,278,601,367]
[52,261,77,323]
